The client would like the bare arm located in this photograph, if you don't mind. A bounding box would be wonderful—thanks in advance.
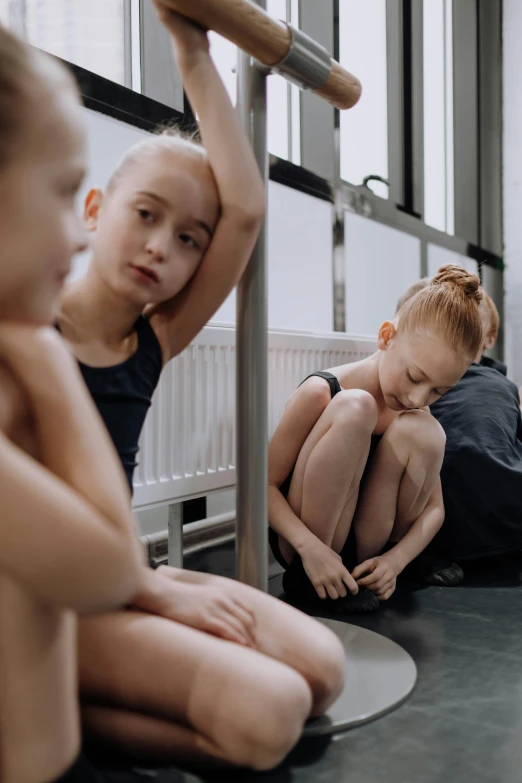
[385,480,445,573]
[268,380,332,554]
[352,481,444,601]
[148,5,265,360]
[0,326,144,613]
[129,566,257,646]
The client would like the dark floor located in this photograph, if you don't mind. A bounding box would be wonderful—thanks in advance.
[90,544,522,783]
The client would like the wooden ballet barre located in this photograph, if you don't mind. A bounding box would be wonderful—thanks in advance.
[161,0,362,110]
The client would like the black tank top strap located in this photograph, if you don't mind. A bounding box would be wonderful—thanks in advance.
[299,370,342,398]
[134,314,164,366]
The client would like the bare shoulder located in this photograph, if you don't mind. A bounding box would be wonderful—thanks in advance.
[333,357,374,392]
[286,375,333,412]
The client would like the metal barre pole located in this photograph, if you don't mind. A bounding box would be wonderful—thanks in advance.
[235,18,269,591]
[160,0,361,110]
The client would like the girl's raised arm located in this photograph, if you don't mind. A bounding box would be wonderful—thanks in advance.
[148,4,265,360]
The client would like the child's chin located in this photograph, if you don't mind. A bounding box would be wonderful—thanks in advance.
[389,396,406,412]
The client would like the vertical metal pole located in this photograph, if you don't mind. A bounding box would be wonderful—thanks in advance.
[332,1,346,333]
[168,503,184,569]
[123,0,133,90]
[235,14,269,591]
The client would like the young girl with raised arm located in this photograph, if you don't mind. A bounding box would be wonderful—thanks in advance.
[268,266,485,613]
[56,3,346,771]
[0,27,144,783]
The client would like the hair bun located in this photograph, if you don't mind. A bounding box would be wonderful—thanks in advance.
[432,264,482,304]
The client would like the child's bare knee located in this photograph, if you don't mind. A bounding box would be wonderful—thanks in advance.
[411,412,445,457]
[330,389,377,432]
[392,411,446,458]
[230,671,311,770]
[306,629,345,715]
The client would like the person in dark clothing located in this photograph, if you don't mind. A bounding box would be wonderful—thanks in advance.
[430,356,522,562]
[398,279,522,572]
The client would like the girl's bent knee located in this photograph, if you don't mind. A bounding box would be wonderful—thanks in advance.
[410,412,446,456]
[307,630,345,715]
[232,673,311,770]
[329,390,378,431]
[391,411,446,456]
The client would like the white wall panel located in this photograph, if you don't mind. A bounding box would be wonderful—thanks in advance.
[344,213,421,335]
[213,182,334,332]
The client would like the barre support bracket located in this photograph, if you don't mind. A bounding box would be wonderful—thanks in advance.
[271,23,332,92]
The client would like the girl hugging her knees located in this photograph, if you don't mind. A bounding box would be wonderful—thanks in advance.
[268,264,485,614]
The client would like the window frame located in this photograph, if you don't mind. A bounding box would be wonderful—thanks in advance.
[16,0,503,342]
[334,0,502,260]
[332,0,503,343]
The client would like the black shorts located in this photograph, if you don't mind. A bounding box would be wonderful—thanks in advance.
[51,755,105,783]
[269,523,291,569]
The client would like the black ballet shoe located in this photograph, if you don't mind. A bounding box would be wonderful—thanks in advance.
[331,587,380,614]
[282,555,379,614]
[400,554,464,586]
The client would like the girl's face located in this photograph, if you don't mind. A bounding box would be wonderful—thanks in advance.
[86,148,220,307]
[0,86,87,325]
[378,323,471,411]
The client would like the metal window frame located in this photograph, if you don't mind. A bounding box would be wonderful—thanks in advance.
[453,0,479,245]
[123,0,132,89]
[299,0,341,329]
[125,0,502,267]
[335,0,502,246]
[138,0,184,112]
[477,0,503,257]
[332,0,503,331]
[386,0,405,209]
[298,0,335,181]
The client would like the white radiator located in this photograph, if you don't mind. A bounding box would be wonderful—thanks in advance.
[132,325,377,509]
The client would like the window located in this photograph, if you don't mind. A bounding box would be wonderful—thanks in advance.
[266,0,300,164]
[130,0,141,93]
[339,0,388,199]
[423,0,454,234]
[208,31,237,105]
[209,0,300,164]
[0,0,127,86]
